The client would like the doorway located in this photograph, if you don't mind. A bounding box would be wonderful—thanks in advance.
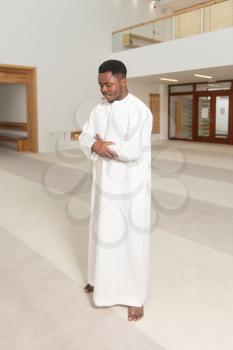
[0,64,38,152]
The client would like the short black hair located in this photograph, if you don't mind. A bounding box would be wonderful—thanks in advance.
[98,59,127,78]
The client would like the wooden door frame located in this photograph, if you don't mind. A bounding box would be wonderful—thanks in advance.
[0,64,38,152]
[168,80,233,145]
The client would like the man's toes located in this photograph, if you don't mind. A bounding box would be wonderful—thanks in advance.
[128,313,134,321]
[128,306,144,321]
[134,309,144,321]
[136,312,143,321]
[84,284,94,293]
[129,315,137,321]
[128,311,134,321]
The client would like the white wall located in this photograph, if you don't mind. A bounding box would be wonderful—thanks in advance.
[127,80,160,106]
[111,27,233,78]
[127,80,169,141]
[0,0,160,152]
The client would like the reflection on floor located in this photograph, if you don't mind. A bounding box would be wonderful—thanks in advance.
[1,140,233,350]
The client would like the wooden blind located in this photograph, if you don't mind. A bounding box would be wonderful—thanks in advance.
[175,9,201,38]
[203,0,233,32]
[175,0,233,38]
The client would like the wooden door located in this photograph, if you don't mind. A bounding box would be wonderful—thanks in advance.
[150,94,160,134]
[195,91,231,144]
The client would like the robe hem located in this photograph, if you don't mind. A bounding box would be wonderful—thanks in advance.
[93,296,145,307]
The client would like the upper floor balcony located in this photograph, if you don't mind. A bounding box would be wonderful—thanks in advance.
[112,0,233,53]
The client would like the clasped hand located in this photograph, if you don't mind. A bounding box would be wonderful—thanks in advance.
[91,134,118,159]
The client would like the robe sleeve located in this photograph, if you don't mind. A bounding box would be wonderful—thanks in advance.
[79,109,98,161]
[110,105,152,162]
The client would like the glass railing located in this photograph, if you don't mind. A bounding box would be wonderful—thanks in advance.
[112,0,233,53]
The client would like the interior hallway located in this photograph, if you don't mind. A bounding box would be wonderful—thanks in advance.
[1,140,233,350]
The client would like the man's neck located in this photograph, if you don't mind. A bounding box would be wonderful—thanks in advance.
[118,89,129,100]
[111,89,129,103]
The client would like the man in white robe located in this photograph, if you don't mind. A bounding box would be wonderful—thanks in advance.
[79,60,152,321]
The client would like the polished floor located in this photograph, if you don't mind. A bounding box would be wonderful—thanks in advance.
[1,140,233,350]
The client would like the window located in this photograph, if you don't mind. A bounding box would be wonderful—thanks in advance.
[170,85,193,93]
[196,82,231,91]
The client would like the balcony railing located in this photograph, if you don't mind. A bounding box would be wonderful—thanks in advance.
[112,0,233,53]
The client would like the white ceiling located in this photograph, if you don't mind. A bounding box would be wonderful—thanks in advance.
[128,65,233,85]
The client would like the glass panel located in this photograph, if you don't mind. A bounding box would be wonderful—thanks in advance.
[112,16,174,52]
[198,96,211,137]
[196,82,231,91]
[152,16,174,42]
[215,96,229,138]
[131,23,154,45]
[112,31,137,52]
[170,85,193,93]
[112,31,126,53]
[170,95,193,139]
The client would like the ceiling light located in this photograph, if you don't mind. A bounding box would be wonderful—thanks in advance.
[151,0,160,8]
[160,77,178,82]
[194,74,213,79]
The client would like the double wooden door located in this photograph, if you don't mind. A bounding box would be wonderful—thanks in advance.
[195,91,232,144]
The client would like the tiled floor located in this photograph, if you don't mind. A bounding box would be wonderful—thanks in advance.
[1,140,233,350]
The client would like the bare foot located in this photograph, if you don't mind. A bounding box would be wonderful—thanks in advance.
[128,305,144,321]
[84,283,94,293]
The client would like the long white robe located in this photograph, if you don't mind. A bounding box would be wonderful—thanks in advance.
[79,92,152,307]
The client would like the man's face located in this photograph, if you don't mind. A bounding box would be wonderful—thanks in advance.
[98,71,126,103]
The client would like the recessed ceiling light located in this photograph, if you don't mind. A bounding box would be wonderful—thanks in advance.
[194,74,213,79]
[151,0,158,8]
[160,77,178,82]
